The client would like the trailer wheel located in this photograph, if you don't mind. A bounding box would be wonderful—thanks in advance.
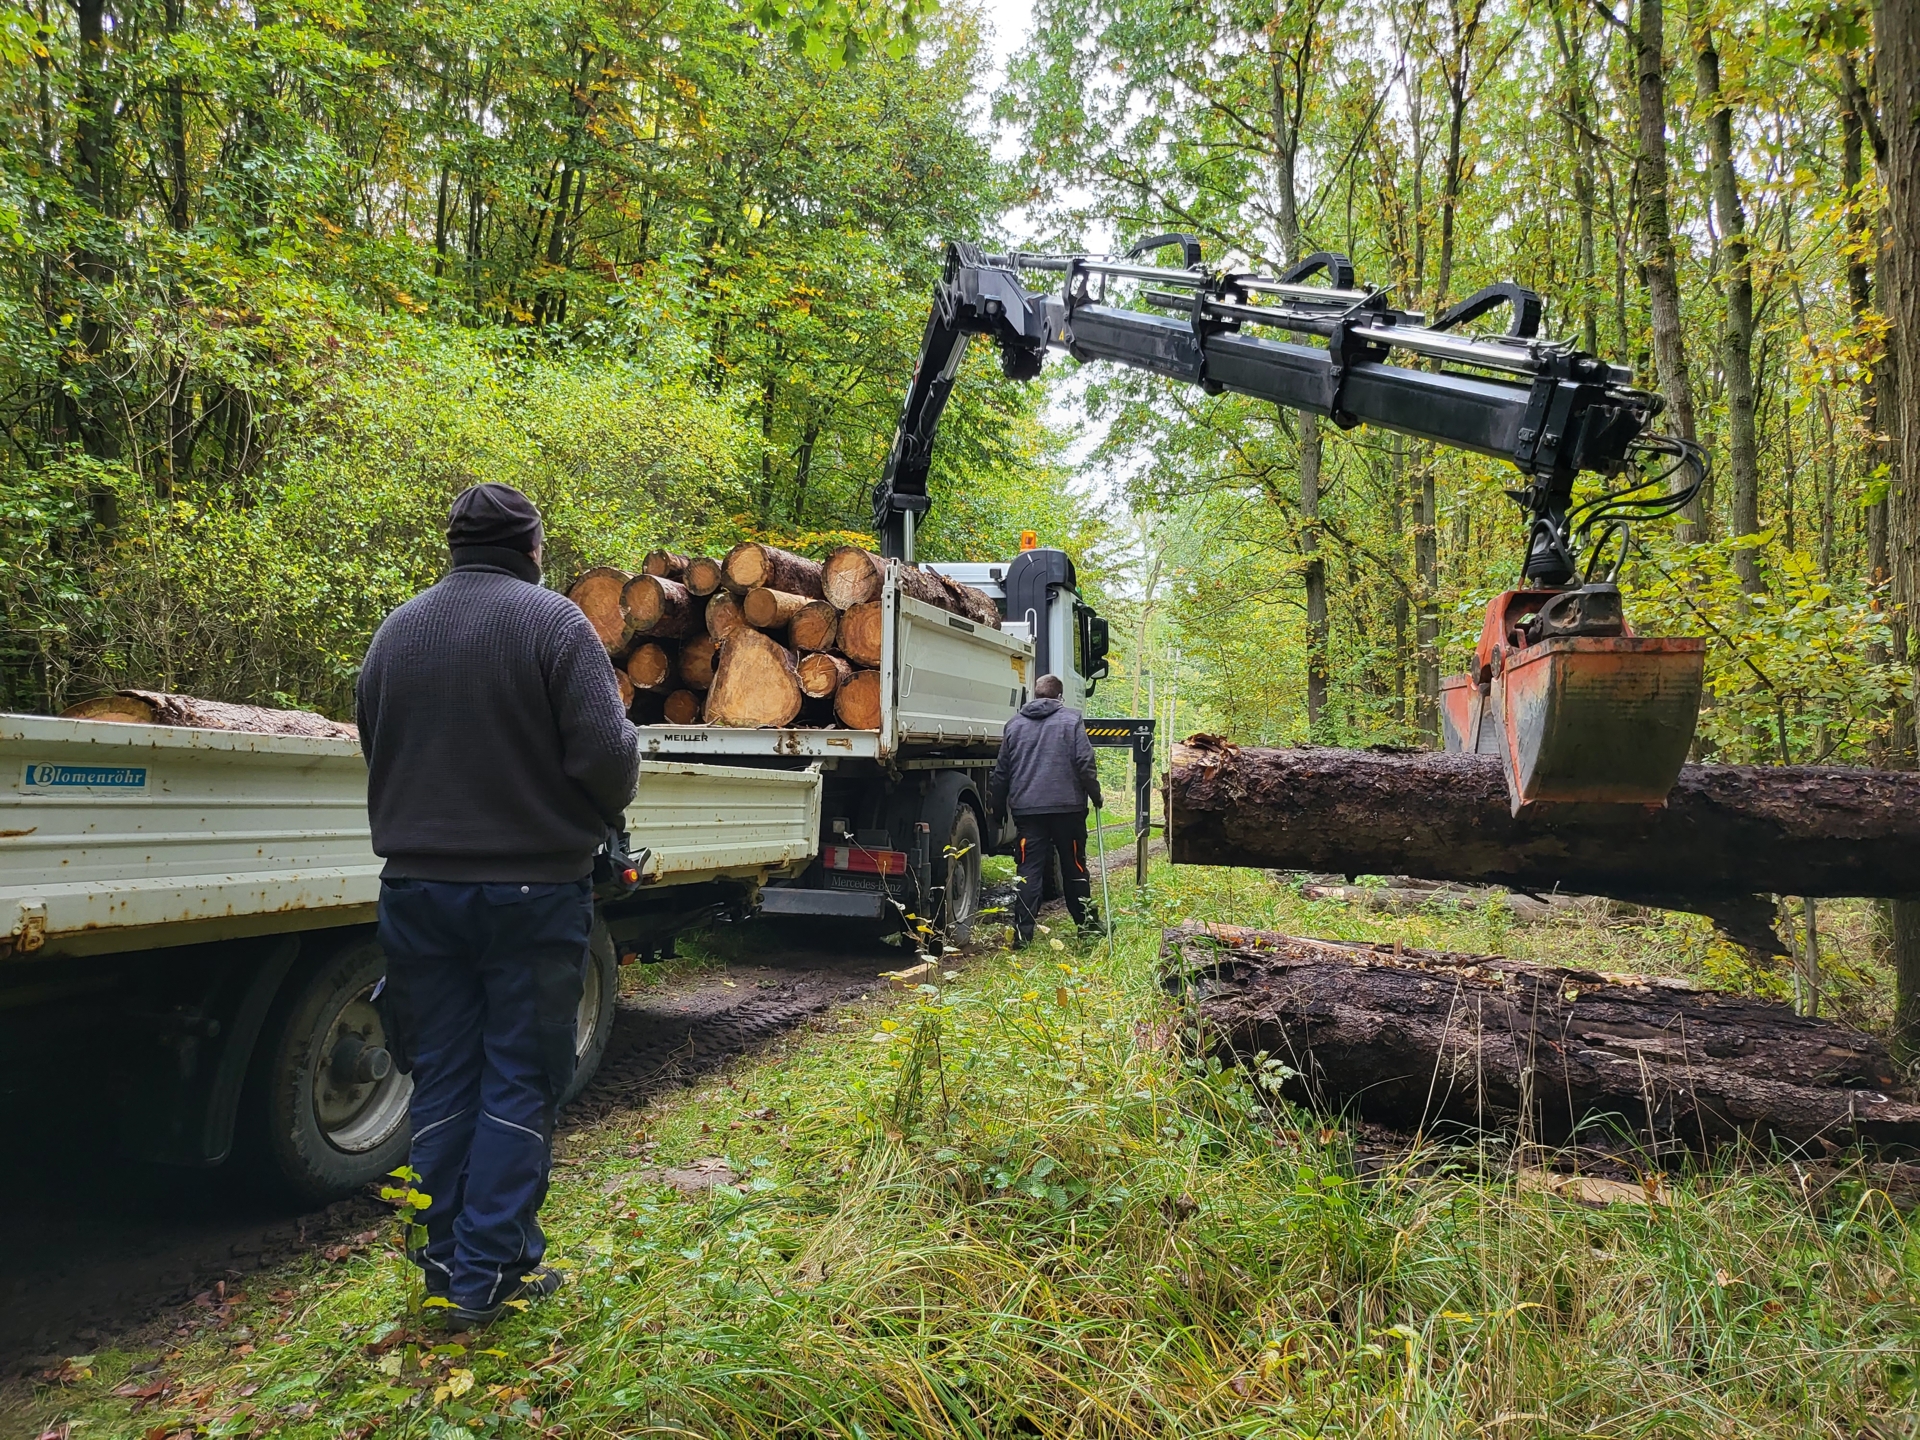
[561,917,619,1107]
[941,806,983,946]
[259,938,413,1203]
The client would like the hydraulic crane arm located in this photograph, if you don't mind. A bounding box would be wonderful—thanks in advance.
[873,238,1701,584]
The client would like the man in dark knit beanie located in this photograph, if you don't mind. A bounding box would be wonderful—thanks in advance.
[357,482,637,1328]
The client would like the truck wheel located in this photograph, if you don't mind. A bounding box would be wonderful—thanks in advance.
[260,938,413,1203]
[941,806,983,946]
[560,917,619,1107]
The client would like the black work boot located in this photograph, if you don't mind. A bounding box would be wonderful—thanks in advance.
[436,1265,565,1331]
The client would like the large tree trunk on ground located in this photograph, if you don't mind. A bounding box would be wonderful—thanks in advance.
[621,575,697,639]
[678,635,717,690]
[741,587,809,631]
[684,557,724,597]
[1170,743,1920,946]
[790,600,839,653]
[704,629,803,728]
[567,568,636,654]
[62,691,358,740]
[840,602,884,667]
[823,546,887,608]
[834,669,883,730]
[1163,924,1920,1152]
[723,543,824,598]
[798,650,852,700]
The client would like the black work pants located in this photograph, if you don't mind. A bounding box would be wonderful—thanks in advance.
[1013,811,1090,942]
[376,877,591,1309]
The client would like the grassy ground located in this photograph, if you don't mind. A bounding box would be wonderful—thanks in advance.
[18,862,1919,1439]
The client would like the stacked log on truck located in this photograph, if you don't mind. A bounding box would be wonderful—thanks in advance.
[564,543,999,729]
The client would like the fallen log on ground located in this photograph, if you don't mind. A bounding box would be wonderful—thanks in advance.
[1170,741,1920,949]
[63,691,359,740]
[1162,924,1920,1153]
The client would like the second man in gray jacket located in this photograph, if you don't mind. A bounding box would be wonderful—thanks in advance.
[989,674,1103,945]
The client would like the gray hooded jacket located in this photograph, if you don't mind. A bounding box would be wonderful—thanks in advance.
[990,697,1103,817]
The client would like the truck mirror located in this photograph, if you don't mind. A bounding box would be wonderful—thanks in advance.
[1080,608,1112,687]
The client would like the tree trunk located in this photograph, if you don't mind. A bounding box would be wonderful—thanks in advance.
[839,601,885,667]
[1163,924,1920,1151]
[1415,465,1439,740]
[1169,741,1920,923]
[893,565,1001,627]
[1876,0,1920,1054]
[1694,12,1760,587]
[790,600,840,653]
[741,587,810,631]
[566,568,637,654]
[685,557,725,597]
[1636,0,1706,538]
[722,542,825,598]
[705,590,747,643]
[704,629,803,728]
[644,550,690,580]
[678,635,718,690]
[797,650,852,700]
[621,575,697,639]
[625,643,676,693]
[62,691,357,740]
[834,669,883,730]
[1301,416,1327,734]
[823,546,887,608]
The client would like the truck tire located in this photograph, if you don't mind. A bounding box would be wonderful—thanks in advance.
[560,917,619,1108]
[941,805,984,946]
[259,937,414,1203]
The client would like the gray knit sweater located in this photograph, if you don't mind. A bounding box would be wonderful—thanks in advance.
[356,562,639,882]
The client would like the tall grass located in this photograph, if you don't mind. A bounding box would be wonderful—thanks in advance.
[22,864,1918,1438]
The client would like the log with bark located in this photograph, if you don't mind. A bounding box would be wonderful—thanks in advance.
[704,629,804,728]
[894,563,1001,628]
[789,600,840,653]
[741,587,809,632]
[834,669,883,730]
[678,635,717,690]
[61,691,358,740]
[1162,924,1920,1153]
[566,567,635,654]
[625,643,676,693]
[705,590,747,643]
[663,690,704,725]
[823,546,887,609]
[684,557,725,597]
[1169,741,1920,951]
[797,650,852,700]
[840,601,884,667]
[643,550,689,580]
[621,575,698,639]
[722,542,824,598]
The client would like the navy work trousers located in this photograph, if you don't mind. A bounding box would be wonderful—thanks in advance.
[1013,810,1090,942]
[377,877,592,1310]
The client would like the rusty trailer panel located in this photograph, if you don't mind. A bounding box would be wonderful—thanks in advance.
[2,714,821,960]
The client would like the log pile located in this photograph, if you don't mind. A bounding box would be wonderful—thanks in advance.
[1163,923,1920,1153]
[564,543,999,730]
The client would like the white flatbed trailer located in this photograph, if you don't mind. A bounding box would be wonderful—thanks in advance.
[0,712,821,1198]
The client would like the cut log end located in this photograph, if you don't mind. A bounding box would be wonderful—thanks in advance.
[741,587,810,631]
[790,600,840,653]
[705,590,747,643]
[704,629,804,728]
[622,575,696,638]
[840,601,885,667]
[678,635,718,690]
[643,550,690,579]
[833,668,883,730]
[625,642,676,693]
[797,650,853,700]
[566,567,634,653]
[663,690,704,725]
[822,546,887,609]
[684,557,724,597]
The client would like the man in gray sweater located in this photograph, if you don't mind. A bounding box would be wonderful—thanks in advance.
[357,483,637,1329]
[989,674,1103,946]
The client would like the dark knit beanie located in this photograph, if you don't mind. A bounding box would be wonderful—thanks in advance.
[447,484,545,580]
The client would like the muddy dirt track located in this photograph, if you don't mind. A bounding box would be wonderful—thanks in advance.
[0,919,898,1374]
